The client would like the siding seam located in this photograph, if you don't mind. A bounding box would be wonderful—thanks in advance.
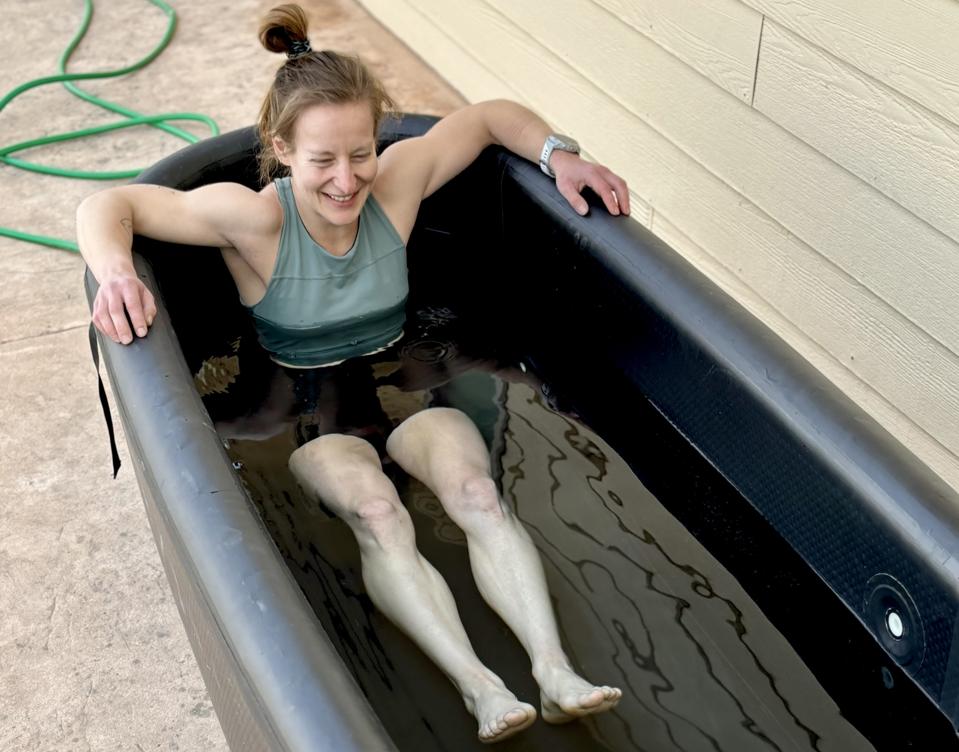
[750,15,766,107]
[754,18,959,247]
[737,0,959,130]
[583,0,756,102]
[745,5,958,129]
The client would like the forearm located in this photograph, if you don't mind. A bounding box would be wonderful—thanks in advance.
[76,189,138,282]
[480,99,554,164]
[479,99,584,180]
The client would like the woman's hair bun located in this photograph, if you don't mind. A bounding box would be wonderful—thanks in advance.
[258,3,310,55]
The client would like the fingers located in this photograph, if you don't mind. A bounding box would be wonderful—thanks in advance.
[92,293,120,343]
[122,286,149,339]
[142,287,157,328]
[587,168,631,217]
[556,162,630,217]
[608,172,631,216]
[589,175,621,215]
[108,293,134,344]
[556,177,589,216]
[92,276,155,345]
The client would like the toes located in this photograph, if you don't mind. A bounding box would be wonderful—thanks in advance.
[601,686,622,707]
[541,684,622,724]
[479,721,495,741]
[478,706,536,743]
[579,688,606,709]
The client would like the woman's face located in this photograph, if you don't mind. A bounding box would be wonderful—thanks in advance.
[274,100,378,227]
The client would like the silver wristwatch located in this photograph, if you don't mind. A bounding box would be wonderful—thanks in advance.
[539,133,580,178]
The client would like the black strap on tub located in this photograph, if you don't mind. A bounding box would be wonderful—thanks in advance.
[89,322,121,478]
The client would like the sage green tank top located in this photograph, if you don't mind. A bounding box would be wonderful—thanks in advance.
[245,177,409,368]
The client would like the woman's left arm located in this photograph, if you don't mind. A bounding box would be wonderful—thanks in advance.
[377,99,630,217]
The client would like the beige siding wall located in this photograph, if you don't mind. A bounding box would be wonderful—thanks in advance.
[358,0,959,490]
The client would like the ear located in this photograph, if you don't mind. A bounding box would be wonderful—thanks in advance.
[273,135,293,166]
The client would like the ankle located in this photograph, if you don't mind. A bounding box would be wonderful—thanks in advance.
[532,656,574,682]
[460,668,507,703]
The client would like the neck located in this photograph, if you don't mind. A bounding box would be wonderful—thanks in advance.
[303,213,359,256]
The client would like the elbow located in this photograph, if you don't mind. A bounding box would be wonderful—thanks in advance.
[75,193,99,245]
[75,192,95,225]
[76,187,129,229]
[77,188,110,224]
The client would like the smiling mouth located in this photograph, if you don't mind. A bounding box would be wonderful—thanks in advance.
[324,191,358,204]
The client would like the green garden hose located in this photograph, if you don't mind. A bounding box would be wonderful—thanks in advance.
[0,0,219,251]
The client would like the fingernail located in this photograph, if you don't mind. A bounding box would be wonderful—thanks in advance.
[137,327,147,336]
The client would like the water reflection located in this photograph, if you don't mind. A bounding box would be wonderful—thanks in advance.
[501,387,869,751]
[202,311,873,752]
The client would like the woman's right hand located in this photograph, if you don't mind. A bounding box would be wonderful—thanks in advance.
[92,273,158,344]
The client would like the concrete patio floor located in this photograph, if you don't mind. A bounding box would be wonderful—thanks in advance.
[0,1,463,748]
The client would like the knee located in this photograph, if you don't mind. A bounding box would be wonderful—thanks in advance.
[352,497,414,548]
[289,434,378,479]
[446,476,506,523]
[288,440,317,478]
[387,407,470,447]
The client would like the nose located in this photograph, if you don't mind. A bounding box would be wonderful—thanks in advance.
[333,160,358,194]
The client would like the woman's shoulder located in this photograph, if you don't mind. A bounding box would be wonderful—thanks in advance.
[222,180,284,232]
[179,179,284,242]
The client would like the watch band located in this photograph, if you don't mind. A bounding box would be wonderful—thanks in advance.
[539,134,580,178]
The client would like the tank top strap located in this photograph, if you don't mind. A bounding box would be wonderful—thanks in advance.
[273,176,298,218]
[271,177,298,278]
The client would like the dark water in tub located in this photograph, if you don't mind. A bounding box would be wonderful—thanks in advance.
[196,302,957,752]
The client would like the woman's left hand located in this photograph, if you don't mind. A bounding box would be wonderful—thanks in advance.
[551,150,630,217]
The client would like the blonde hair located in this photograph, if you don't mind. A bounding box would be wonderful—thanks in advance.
[256,4,396,184]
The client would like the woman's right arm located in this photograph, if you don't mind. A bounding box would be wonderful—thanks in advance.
[77,183,263,344]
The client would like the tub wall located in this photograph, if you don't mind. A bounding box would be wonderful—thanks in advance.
[356,0,959,492]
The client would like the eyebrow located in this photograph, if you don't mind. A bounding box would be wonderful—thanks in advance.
[307,147,372,157]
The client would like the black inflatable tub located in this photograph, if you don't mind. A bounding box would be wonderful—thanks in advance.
[85,115,959,751]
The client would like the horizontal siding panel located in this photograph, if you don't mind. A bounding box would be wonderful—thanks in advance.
[358,0,655,227]
[359,0,959,477]
[652,213,959,492]
[591,0,763,102]
[742,0,959,127]
[357,0,517,102]
[754,20,959,244]
[485,0,959,356]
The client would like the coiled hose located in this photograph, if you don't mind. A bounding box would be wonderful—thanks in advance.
[0,0,219,251]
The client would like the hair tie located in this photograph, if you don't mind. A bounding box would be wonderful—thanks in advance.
[287,38,312,59]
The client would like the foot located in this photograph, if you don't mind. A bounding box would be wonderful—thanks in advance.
[463,679,537,744]
[535,664,622,724]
